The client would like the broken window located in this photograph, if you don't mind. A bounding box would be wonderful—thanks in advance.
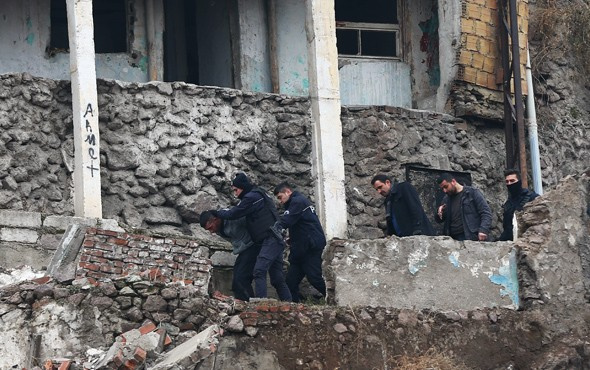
[49,0,128,54]
[335,0,401,58]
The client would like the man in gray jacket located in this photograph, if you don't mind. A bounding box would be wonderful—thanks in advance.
[436,173,492,241]
[200,210,261,301]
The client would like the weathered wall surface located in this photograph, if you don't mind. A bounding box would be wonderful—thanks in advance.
[0,0,150,82]
[324,236,519,310]
[0,73,314,235]
[341,106,508,238]
[0,72,588,240]
[0,174,589,369]
[517,174,590,335]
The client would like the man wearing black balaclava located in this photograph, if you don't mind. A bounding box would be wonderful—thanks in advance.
[498,169,539,241]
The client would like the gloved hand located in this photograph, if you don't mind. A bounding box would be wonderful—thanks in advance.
[270,221,286,241]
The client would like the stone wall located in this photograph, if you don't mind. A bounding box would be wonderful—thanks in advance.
[1,73,588,240]
[0,73,314,236]
[341,106,508,238]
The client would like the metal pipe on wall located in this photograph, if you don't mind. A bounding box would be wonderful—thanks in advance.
[525,47,544,195]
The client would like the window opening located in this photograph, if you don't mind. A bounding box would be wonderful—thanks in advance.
[335,0,400,59]
[50,0,128,54]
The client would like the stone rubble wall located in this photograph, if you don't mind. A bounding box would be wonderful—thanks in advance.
[516,174,590,335]
[1,73,589,240]
[341,106,508,239]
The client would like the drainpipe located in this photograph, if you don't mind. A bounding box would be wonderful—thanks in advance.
[525,46,543,195]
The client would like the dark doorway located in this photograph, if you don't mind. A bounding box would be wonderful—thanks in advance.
[163,0,234,87]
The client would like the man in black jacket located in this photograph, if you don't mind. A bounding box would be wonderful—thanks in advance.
[371,174,435,237]
[273,182,326,302]
[199,210,261,301]
[212,173,291,301]
[436,173,492,241]
[498,169,539,241]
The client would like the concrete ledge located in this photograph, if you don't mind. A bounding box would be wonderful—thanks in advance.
[0,210,41,228]
[325,236,519,311]
[0,228,39,243]
[43,215,98,230]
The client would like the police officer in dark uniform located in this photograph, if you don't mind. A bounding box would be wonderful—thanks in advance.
[212,173,291,301]
[273,182,326,302]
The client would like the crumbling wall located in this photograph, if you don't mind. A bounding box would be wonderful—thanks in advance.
[1,73,589,240]
[517,174,590,334]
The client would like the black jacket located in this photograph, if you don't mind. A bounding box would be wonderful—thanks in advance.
[499,188,539,241]
[216,187,279,243]
[384,182,436,237]
[277,191,326,261]
[438,186,492,241]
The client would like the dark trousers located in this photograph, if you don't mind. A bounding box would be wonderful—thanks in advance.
[232,243,262,301]
[253,236,292,301]
[286,248,326,303]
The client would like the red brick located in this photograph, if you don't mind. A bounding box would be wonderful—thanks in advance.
[86,228,97,235]
[58,360,72,370]
[79,255,89,262]
[124,359,138,369]
[113,350,125,367]
[256,304,270,312]
[139,322,157,335]
[79,262,100,272]
[108,237,129,246]
[279,304,291,312]
[95,243,115,252]
[83,239,95,247]
[32,276,52,285]
[133,347,147,362]
[85,249,104,257]
[98,229,120,237]
[269,305,279,313]
[243,318,257,326]
[213,291,230,301]
[156,329,173,345]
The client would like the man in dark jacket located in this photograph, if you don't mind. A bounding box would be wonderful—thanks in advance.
[199,210,261,301]
[436,173,492,241]
[371,174,436,237]
[498,169,539,241]
[272,182,326,302]
[212,173,291,301]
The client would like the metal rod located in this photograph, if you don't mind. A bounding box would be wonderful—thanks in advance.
[525,47,544,194]
[508,0,528,188]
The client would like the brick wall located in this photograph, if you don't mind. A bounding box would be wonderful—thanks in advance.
[77,228,211,294]
[458,0,529,94]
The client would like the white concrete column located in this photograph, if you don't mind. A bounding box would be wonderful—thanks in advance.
[305,0,347,239]
[67,0,102,218]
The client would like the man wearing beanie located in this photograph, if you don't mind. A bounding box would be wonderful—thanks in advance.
[212,173,292,301]
[498,169,539,241]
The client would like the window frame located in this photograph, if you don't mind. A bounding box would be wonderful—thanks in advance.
[335,0,403,60]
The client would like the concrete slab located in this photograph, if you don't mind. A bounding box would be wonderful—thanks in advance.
[43,215,98,231]
[150,325,221,370]
[0,210,42,228]
[325,236,519,311]
[46,224,86,283]
[0,228,39,243]
[0,243,54,270]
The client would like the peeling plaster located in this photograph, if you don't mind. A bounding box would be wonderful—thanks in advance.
[408,246,429,275]
[488,250,519,308]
